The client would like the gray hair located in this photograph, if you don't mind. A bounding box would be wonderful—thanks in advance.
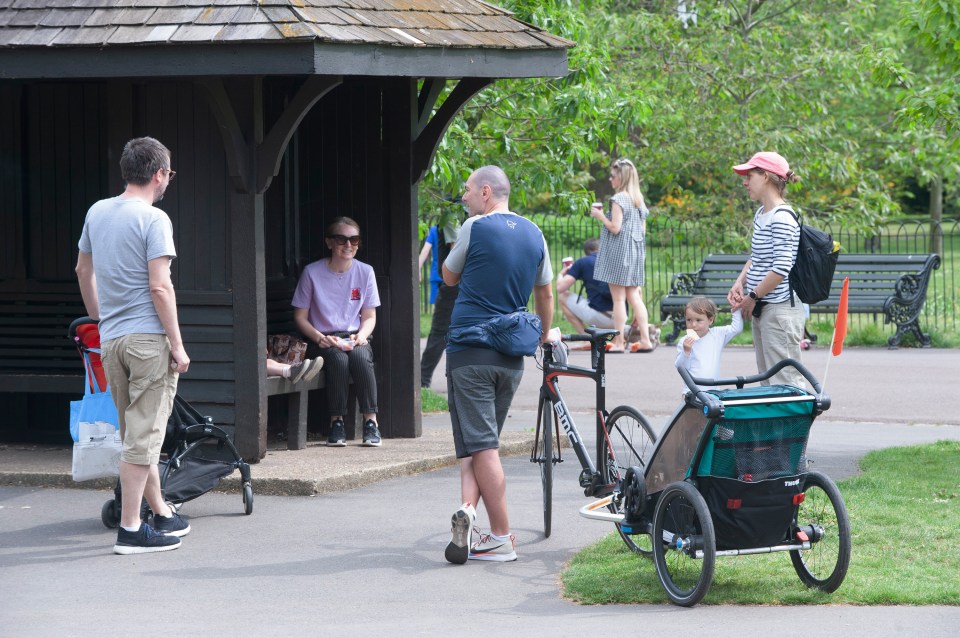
[583,238,600,255]
[120,137,170,186]
[470,165,510,201]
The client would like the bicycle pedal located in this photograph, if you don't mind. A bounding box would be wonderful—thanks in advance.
[577,470,594,489]
[584,482,617,498]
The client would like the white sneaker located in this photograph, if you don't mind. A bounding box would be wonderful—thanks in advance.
[469,531,517,562]
[444,503,476,564]
[290,357,324,384]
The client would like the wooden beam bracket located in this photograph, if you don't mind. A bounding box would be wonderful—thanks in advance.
[196,78,251,193]
[256,75,343,193]
[412,77,493,184]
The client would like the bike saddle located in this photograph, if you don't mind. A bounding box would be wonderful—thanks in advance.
[585,327,619,341]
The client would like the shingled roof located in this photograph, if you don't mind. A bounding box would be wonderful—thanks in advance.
[0,0,573,50]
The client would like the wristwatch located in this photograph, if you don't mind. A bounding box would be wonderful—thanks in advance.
[748,290,760,301]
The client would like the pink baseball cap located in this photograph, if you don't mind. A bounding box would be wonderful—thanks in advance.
[733,152,790,179]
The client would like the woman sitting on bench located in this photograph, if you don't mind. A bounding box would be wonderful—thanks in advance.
[292,216,382,448]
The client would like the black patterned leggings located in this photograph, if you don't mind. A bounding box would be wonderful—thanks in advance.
[307,340,378,417]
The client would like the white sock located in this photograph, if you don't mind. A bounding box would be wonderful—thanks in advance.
[282,365,292,378]
[122,524,140,532]
[491,532,511,542]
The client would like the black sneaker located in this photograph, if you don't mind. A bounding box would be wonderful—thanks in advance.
[113,523,181,555]
[153,510,191,537]
[327,419,346,447]
[362,420,382,447]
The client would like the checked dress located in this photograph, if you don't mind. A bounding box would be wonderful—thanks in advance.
[594,192,649,287]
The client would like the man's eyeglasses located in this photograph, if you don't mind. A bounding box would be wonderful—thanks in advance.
[165,169,176,181]
[328,234,361,246]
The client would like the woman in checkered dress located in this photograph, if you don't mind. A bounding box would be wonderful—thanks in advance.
[590,158,654,352]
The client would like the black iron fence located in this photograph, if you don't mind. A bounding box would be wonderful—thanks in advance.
[421,217,959,335]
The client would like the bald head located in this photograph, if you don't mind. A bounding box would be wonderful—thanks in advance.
[462,165,510,216]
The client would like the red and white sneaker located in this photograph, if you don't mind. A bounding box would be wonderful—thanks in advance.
[468,531,517,562]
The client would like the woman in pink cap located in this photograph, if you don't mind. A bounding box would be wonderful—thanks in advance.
[727,152,806,388]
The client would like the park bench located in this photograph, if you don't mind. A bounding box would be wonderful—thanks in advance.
[659,253,942,349]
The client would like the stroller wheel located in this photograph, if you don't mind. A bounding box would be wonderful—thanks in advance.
[243,483,254,515]
[101,500,120,529]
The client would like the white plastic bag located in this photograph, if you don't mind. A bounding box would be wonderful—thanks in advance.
[72,421,122,482]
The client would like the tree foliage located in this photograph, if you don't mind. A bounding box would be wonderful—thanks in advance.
[419,0,957,234]
[862,0,960,204]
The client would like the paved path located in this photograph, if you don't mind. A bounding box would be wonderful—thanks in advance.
[2,345,960,636]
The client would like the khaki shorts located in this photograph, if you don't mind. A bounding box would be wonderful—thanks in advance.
[101,333,178,465]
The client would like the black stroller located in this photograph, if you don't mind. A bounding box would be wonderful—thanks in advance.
[69,317,254,527]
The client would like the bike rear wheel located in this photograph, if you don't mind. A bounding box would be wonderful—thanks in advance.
[605,405,657,555]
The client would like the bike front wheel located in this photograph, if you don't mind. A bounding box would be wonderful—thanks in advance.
[605,405,657,555]
[539,399,555,538]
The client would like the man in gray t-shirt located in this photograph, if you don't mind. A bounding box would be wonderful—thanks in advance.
[76,137,191,555]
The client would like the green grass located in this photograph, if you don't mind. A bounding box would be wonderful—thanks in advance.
[562,440,960,605]
[421,387,448,413]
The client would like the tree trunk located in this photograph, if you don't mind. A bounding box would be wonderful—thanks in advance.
[929,175,943,256]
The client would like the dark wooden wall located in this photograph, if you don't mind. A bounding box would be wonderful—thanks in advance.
[264,77,417,439]
[1,79,236,441]
[1,75,420,446]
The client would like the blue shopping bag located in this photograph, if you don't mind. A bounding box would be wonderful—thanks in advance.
[69,351,119,441]
[69,351,122,481]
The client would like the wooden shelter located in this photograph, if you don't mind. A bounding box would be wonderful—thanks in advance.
[0,0,570,460]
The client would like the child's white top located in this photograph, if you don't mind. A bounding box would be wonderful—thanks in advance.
[675,309,744,383]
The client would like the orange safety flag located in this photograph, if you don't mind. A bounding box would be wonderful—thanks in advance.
[831,277,850,356]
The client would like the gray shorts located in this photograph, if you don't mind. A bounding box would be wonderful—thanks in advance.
[564,294,614,329]
[447,364,523,459]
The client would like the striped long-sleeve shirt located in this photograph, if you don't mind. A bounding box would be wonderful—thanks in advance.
[746,205,800,303]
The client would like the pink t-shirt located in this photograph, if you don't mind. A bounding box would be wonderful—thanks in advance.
[291,259,380,333]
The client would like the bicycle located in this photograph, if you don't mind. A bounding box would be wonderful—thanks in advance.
[530,327,657,554]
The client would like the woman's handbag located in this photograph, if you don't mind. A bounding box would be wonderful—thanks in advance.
[70,350,122,482]
[448,310,543,357]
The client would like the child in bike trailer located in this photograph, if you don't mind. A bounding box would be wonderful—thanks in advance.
[674,296,742,390]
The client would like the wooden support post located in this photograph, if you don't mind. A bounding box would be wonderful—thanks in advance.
[383,77,421,438]
[230,187,268,460]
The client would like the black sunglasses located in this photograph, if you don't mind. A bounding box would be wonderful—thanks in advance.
[328,234,361,246]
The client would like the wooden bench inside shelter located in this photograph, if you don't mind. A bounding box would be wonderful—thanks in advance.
[659,253,942,349]
[0,286,356,449]
[0,287,88,396]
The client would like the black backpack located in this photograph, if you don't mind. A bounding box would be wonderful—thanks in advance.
[779,207,840,305]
